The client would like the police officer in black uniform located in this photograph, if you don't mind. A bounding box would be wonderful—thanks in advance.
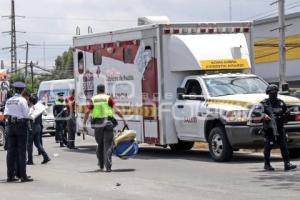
[27,94,51,165]
[261,84,297,171]
[4,82,33,182]
[53,92,67,147]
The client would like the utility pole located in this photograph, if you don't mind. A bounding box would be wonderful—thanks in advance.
[43,41,46,68]
[2,0,25,73]
[19,42,39,84]
[270,0,288,93]
[278,0,287,92]
[10,0,17,73]
[0,60,4,69]
[30,61,34,89]
[25,41,29,81]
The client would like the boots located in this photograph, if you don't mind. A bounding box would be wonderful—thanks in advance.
[26,160,34,165]
[264,164,275,171]
[67,142,77,149]
[41,157,51,164]
[284,163,297,171]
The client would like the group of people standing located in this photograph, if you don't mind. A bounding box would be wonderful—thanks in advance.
[3,81,122,182]
[53,90,76,149]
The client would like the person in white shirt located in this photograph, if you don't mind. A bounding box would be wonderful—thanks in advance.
[4,82,33,182]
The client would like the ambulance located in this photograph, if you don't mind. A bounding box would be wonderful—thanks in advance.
[73,17,300,161]
[38,79,74,134]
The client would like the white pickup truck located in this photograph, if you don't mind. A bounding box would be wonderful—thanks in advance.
[174,73,300,161]
[73,17,300,161]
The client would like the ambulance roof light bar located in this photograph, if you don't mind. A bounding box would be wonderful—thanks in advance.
[164,25,250,34]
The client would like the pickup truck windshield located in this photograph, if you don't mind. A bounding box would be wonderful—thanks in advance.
[204,76,268,97]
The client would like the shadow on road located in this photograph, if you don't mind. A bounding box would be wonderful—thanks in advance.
[80,168,136,174]
[66,145,290,164]
[251,168,300,192]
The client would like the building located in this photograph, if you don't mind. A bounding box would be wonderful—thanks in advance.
[253,12,300,88]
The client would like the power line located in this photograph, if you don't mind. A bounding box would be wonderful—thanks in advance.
[255,2,300,20]
[241,1,300,20]
[25,16,135,22]
[25,31,74,36]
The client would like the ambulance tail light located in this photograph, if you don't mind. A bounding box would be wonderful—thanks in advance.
[243,28,250,33]
[234,28,241,33]
[208,28,215,33]
[164,29,171,34]
[200,29,206,33]
[173,29,180,34]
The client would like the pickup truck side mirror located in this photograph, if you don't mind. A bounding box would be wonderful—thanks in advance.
[177,87,186,100]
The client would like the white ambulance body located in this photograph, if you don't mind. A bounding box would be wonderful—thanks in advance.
[73,18,300,161]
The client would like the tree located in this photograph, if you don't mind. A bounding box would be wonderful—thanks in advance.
[9,72,39,93]
[52,48,74,79]
[8,48,74,93]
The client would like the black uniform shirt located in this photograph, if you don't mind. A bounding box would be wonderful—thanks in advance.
[261,98,288,127]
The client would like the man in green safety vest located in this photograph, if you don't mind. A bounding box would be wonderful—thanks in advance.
[84,84,128,172]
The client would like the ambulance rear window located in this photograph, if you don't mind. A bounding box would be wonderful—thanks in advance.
[93,51,102,65]
[123,48,133,63]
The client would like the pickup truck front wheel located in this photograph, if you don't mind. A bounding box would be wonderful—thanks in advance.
[208,126,233,162]
[169,140,194,151]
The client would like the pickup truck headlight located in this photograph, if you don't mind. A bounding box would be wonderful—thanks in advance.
[224,110,249,123]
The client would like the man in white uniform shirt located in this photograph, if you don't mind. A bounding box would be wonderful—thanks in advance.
[4,82,33,182]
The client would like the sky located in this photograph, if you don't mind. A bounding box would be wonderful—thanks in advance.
[0,0,300,72]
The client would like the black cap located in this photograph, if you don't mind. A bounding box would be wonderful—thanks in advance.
[57,92,64,96]
[12,81,26,89]
[266,84,279,94]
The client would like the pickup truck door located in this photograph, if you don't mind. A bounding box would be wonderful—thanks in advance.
[174,79,206,140]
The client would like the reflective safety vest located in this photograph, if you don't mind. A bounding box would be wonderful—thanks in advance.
[55,99,65,105]
[91,94,113,119]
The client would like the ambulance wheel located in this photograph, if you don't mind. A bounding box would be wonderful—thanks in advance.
[289,149,300,159]
[0,126,5,147]
[208,126,233,162]
[169,140,194,151]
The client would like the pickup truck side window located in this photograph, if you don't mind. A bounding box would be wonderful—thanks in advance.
[185,80,202,95]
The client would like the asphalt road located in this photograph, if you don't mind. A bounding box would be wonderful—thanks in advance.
[0,135,300,200]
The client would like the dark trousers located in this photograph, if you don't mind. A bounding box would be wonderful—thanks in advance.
[6,122,28,179]
[94,123,114,170]
[4,121,8,150]
[264,128,290,165]
[55,121,67,144]
[27,123,49,162]
[40,124,43,146]
[67,114,76,147]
